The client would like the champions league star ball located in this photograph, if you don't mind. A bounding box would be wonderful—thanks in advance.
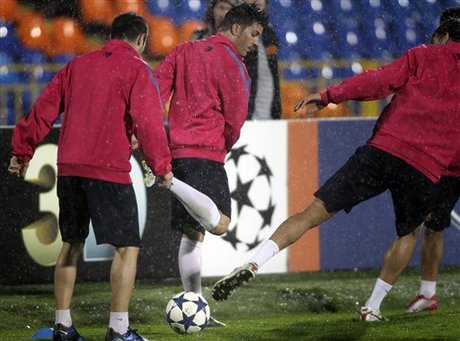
[165,291,210,334]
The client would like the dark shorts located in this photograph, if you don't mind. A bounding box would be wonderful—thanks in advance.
[171,158,231,234]
[425,176,460,231]
[57,176,140,247]
[314,145,438,237]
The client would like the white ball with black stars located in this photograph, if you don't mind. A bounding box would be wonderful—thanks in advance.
[165,291,210,334]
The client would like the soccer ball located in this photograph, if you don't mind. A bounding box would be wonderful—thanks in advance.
[165,291,210,334]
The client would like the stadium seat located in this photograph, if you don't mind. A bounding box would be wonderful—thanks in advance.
[48,17,85,56]
[276,21,303,61]
[0,0,18,22]
[413,0,441,44]
[52,54,75,64]
[358,1,393,59]
[80,0,114,26]
[114,0,148,17]
[145,0,179,20]
[147,16,179,57]
[0,51,19,84]
[297,18,333,60]
[177,20,205,43]
[176,0,205,22]
[16,13,50,52]
[0,21,23,56]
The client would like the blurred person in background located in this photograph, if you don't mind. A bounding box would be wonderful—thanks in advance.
[191,0,243,40]
[8,12,173,341]
[155,3,267,328]
[405,8,460,314]
[244,0,282,120]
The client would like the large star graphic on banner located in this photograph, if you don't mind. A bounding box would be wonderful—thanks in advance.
[227,145,249,165]
[259,198,276,228]
[256,155,273,181]
[230,175,253,215]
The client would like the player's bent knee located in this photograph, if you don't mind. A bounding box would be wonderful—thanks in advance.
[209,214,230,236]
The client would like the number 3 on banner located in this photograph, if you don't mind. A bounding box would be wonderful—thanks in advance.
[22,144,62,266]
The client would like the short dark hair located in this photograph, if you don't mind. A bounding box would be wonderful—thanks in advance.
[433,19,460,42]
[219,3,268,32]
[440,7,460,24]
[111,12,148,41]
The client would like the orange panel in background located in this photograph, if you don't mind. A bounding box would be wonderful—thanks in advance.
[287,121,320,272]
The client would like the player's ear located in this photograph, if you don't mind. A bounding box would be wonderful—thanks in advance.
[441,32,450,44]
[230,23,241,37]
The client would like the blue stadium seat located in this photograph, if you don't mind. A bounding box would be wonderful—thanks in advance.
[276,21,303,61]
[358,1,393,58]
[296,1,334,60]
[175,0,205,22]
[0,21,23,57]
[52,54,75,64]
[321,1,363,59]
[145,0,179,23]
[413,0,442,44]
[269,0,297,30]
[297,19,333,60]
[0,51,19,84]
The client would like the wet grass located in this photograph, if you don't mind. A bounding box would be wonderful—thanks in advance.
[1,266,459,340]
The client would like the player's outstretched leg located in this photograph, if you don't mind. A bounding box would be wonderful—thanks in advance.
[212,263,258,301]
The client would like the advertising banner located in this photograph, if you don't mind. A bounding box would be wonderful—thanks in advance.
[1,119,459,285]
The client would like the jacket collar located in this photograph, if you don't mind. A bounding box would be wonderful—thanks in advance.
[103,39,141,57]
[209,33,243,61]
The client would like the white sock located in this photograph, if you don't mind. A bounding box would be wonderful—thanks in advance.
[250,239,280,269]
[170,178,221,231]
[365,278,393,311]
[419,280,436,298]
[55,309,72,327]
[178,236,202,294]
[109,312,129,335]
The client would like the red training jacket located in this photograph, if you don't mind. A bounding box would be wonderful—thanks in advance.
[155,33,250,163]
[320,41,460,183]
[12,40,171,184]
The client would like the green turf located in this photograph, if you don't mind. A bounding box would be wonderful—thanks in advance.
[1,266,459,340]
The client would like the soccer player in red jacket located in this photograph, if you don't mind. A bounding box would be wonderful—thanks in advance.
[8,13,172,341]
[406,10,460,313]
[212,17,460,322]
[154,4,267,327]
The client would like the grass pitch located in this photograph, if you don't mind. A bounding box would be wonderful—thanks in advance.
[1,267,459,340]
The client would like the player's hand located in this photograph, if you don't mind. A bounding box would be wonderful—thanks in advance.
[8,155,29,177]
[293,93,325,114]
[156,171,173,188]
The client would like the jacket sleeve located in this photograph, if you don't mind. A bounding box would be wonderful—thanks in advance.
[154,47,177,105]
[216,53,250,152]
[321,48,418,105]
[11,63,70,162]
[129,63,172,176]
